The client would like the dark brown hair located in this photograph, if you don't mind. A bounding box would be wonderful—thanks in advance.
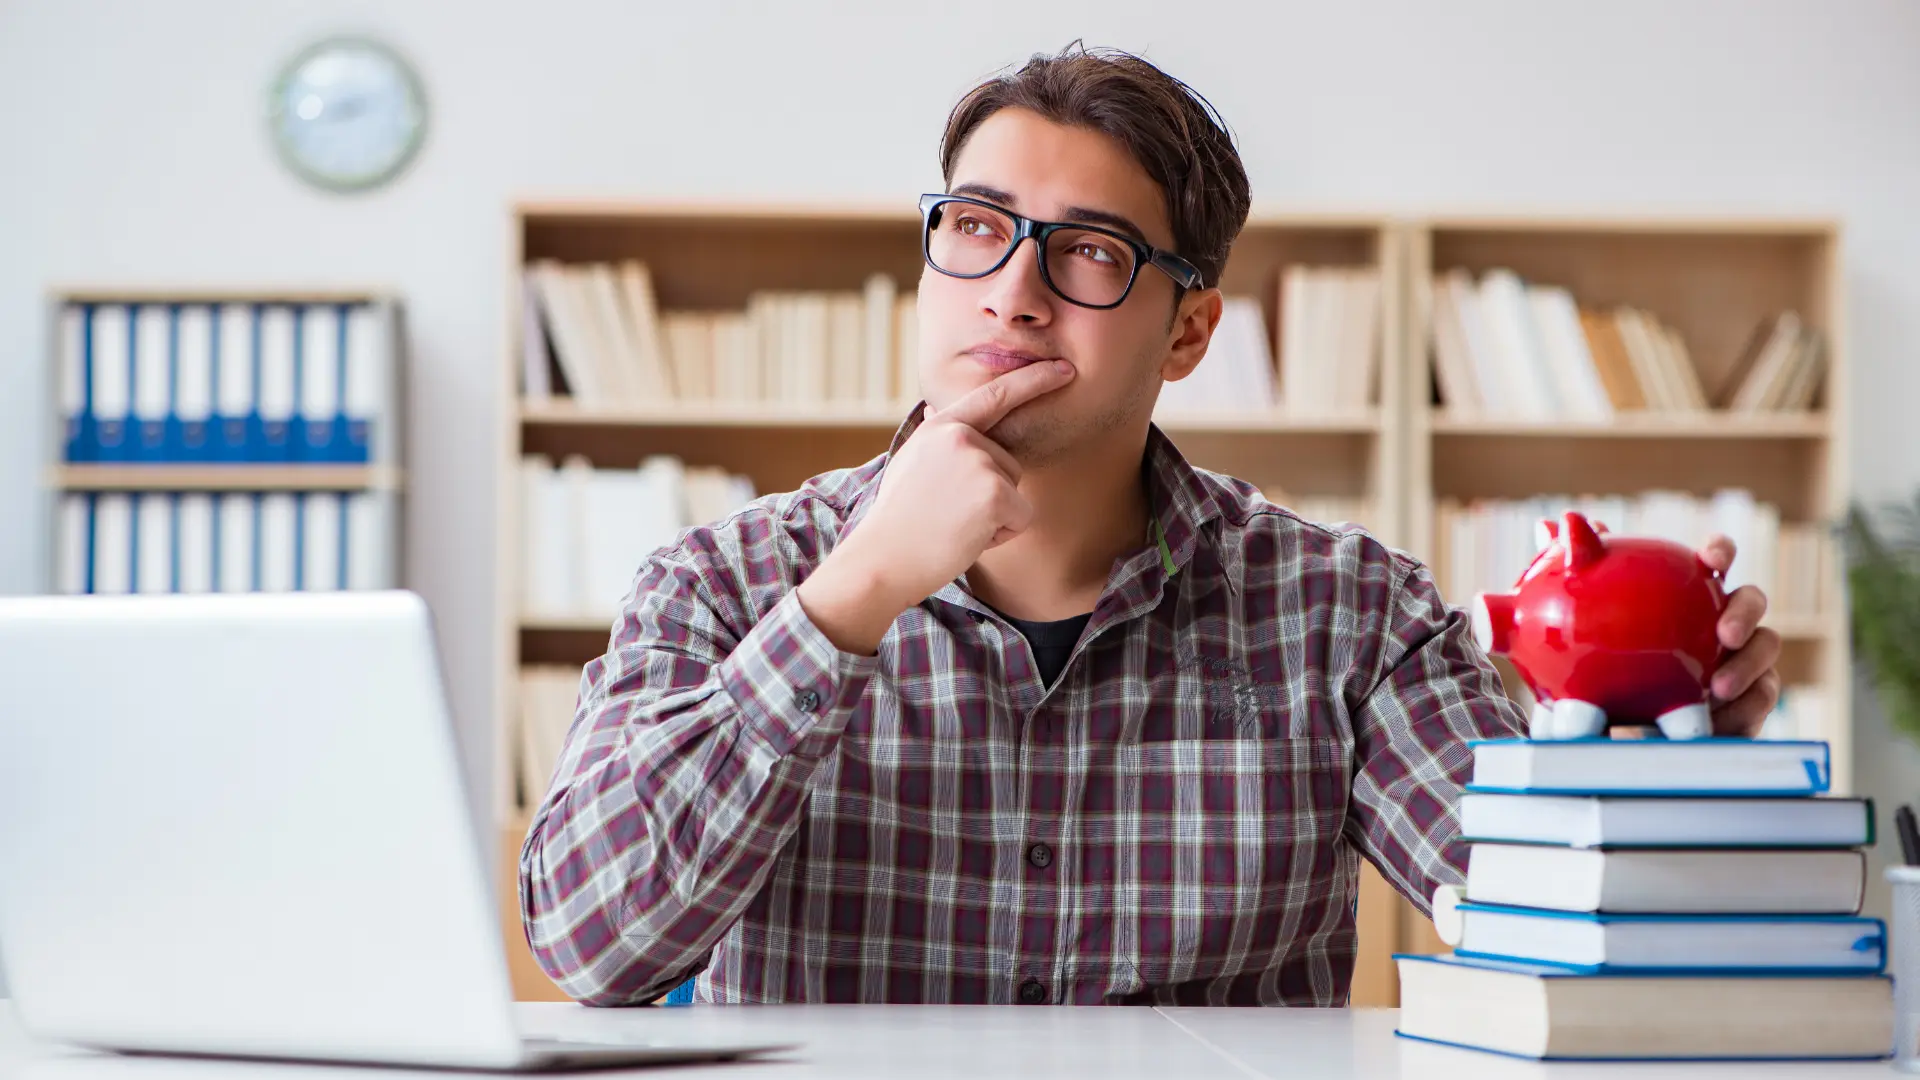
[938,43,1252,291]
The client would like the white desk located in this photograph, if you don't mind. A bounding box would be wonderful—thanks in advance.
[0,1000,1897,1079]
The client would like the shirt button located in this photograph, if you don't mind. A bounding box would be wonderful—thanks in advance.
[792,688,821,714]
[1017,977,1047,1005]
[1026,842,1053,869]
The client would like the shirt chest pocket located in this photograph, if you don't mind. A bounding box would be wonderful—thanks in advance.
[1111,735,1350,987]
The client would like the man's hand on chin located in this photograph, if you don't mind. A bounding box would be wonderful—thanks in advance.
[1697,534,1783,737]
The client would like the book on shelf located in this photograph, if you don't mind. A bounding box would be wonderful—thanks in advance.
[516,665,580,812]
[1277,264,1381,414]
[525,259,1381,418]
[1433,489,1831,630]
[519,453,757,623]
[60,299,399,465]
[522,259,915,410]
[53,490,397,595]
[1428,267,1824,419]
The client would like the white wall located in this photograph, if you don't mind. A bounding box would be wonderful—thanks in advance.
[4,0,1919,996]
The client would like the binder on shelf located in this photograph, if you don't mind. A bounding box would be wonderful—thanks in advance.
[132,304,173,462]
[175,305,215,461]
[216,493,255,594]
[90,493,132,594]
[342,302,392,466]
[215,304,257,463]
[297,305,341,462]
[133,492,172,594]
[176,492,215,594]
[58,488,398,597]
[257,306,297,462]
[59,306,88,463]
[56,494,89,594]
[91,305,132,462]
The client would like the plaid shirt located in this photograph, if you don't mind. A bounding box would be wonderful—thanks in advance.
[518,406,1526,1007]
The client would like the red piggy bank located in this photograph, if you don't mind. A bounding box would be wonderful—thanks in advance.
[1470,510,1728,740]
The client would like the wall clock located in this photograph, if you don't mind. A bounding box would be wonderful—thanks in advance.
[268,35,428,193]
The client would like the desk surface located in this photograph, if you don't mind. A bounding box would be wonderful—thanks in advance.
[0,999,1895,1079]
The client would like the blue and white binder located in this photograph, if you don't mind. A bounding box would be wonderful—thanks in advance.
[91,305,132,462]
[132,305,174,462]
[257,306,297,462]
[215,493,257,593]
[342,303,387,464]
[91,493,132,594]
[215,304,256,463]
[133,492,173,594]
[257,492,297,591]
[175,493,215,594]
[59,306,88,462]
[174,306,215,461]
[300,492,343,590]
[344,490,396,590]
[56,493,91,594]
[297,305,343,462]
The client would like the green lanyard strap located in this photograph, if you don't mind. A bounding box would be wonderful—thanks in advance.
[1152,517,1177,578]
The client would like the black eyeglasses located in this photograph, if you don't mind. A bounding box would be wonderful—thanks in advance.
[918,193,1203,310]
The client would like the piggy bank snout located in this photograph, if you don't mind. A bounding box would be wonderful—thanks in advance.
[1471,592,1517,656]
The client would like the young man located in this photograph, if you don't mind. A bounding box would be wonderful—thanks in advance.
[519,46,1783,1007]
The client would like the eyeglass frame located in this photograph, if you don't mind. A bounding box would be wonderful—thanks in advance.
[917,193,1205,311]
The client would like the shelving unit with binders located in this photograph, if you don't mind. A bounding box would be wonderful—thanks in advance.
[44,289,406,598]
[492,204,1853,1008]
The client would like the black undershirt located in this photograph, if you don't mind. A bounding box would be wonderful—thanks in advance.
[996,610,1094,687]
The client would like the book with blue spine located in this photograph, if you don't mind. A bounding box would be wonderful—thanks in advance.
[1466,735,1831,796]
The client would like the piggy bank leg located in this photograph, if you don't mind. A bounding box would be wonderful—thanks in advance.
[1656,703,1713,740]
[1529,701,1556,739]
[1549,699,1608,739]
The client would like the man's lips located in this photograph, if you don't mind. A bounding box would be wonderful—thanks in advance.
[965,345,1060,374]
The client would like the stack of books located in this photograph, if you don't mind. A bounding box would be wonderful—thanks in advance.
[1396,736,1892,1062]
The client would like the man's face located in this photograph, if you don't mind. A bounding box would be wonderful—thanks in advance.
[917,108,1210,466]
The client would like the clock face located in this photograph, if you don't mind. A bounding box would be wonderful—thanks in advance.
[269,36,427,193]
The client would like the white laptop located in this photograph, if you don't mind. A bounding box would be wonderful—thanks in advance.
[0,590,793,1071]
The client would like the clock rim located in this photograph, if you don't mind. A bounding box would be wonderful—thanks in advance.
[267,33,429,194]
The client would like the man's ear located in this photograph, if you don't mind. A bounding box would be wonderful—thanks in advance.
[1161,288,1224,383]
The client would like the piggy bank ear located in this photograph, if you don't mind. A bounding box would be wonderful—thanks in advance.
[1563,511,1605,570]
[1534,518,1560,551]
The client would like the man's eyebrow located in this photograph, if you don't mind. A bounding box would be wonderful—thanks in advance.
[1060,205,1149,245]
[948,182,1017,207]
[946,183,1152,245]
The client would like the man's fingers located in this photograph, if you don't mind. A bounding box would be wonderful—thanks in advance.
[1718,584,1769,649]
[964,427,1023,485]
[1712,623,1780,702]
[1699,533,1738,575]
[934,359,1075,432]
[1711,669,1780,737]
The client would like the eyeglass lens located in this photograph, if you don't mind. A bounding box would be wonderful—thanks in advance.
[926,200,1138,307]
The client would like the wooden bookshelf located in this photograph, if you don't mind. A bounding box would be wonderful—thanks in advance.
[52,464,403,492]
[1403,216,1850,787]
[494,204,1850,1009]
